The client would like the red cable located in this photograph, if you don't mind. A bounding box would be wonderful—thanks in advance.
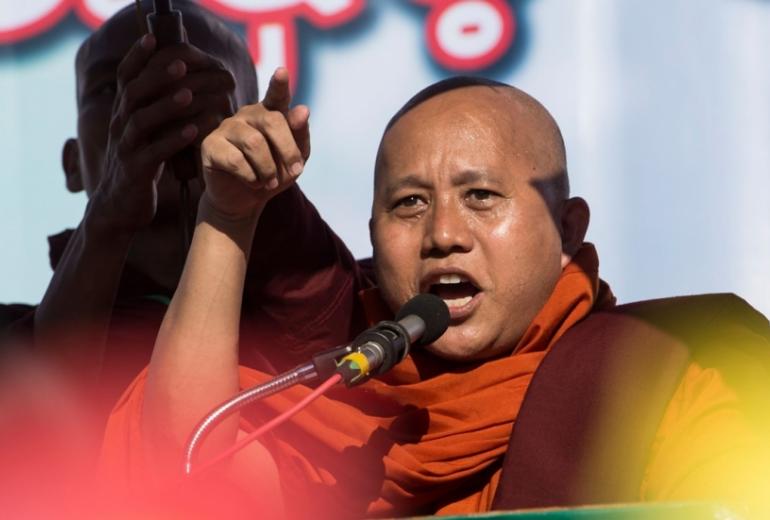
[189,372,342,478]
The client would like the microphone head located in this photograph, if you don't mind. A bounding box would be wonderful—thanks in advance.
[395,293,450,345]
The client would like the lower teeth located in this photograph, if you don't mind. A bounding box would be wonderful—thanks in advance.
[444,296,472,308]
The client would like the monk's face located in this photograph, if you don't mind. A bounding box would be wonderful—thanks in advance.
[371,87,566,361]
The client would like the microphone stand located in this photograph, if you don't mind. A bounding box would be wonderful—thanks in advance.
[182,294,447,476]
[183,344,352,475]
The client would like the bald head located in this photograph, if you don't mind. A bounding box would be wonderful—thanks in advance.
[375,78,569,212]
[369,78,589,361]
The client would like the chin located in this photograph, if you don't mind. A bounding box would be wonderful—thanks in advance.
[423,333,496,362]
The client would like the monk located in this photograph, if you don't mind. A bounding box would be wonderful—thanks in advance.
[101,77,770,518]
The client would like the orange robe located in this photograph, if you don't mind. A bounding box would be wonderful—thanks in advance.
[100,246,611,517]
[101,246,769,517]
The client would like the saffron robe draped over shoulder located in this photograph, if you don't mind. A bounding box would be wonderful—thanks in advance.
[101,245,611,517]
[99,245,770,517]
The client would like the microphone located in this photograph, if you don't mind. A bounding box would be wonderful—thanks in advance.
[336,293,450,386]
[183,294,449,473]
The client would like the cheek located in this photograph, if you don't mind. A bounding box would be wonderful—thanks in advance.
[479,203,563,298]
[373,218,418,266]
[473,204,529,255]
[372,219,421,307]
[486,199,561,252]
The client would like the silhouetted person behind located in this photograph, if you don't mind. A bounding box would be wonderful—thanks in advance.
[1,1,362,419]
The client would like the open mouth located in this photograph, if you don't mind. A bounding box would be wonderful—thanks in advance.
[427,273,481,309]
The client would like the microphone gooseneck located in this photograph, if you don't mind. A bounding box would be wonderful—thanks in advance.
[183,293,450,474]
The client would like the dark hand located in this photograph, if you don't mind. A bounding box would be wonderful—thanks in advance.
[88,34,237,236]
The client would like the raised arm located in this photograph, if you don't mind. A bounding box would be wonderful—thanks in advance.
[141,69,310,466]
[34,34,237,388]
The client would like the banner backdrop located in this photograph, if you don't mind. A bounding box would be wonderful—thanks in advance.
[1,0,769,316]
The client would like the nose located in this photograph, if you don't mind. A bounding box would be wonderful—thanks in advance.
[421,198,473,258]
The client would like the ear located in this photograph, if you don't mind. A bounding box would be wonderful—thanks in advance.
[559,196,590,268]
[62,138,83,193]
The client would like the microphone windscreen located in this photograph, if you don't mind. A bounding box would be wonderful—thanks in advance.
[396,293,450,345]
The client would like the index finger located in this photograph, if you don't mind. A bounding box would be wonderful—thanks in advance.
[116,34,157,89]
[261,68,292,113]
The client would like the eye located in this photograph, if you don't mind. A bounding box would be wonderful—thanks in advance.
[468,189,494,201]
[391,194,428,216]
[396,195,424,208]
[465,188,499,208]
[83,81,117,102]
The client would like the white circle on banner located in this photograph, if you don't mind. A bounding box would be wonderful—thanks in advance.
[435,1,504,60]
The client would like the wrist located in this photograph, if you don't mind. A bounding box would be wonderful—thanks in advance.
[198,192,265,231]
[82,199,135,248]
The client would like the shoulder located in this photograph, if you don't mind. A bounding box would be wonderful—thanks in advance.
[1,303,36,328]
[0,303,37,346]
[607,293,769,340]
[616,295,770,510]
[609,294,770,426]
[581,293,770,383]
[499,293,769,507]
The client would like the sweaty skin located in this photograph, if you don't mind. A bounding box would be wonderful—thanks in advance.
[371,86,588,361]
[136,80,586,500]
[101,79,770,517]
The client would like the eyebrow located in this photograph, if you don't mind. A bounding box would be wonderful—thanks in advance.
[452,169,500,187]
[382,169,504,199]
[382,174,432,200]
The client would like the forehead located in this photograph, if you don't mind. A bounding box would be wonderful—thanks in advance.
[377,85,565,182]
[401,86,512,127]
[76,13,137,76]
[76,7,251,96]
[378,88,522,172]
[388,87,523,145]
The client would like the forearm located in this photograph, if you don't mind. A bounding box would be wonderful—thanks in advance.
[142,195,263,468]
[140,65,310,471]
[34,205,133,382]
